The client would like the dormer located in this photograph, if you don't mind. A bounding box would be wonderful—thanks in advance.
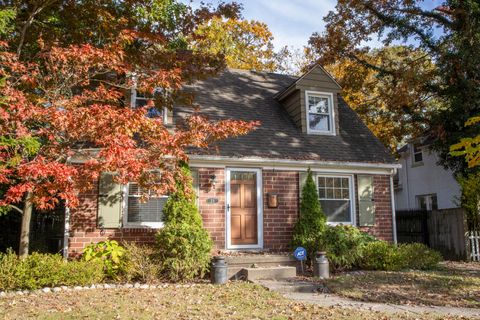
[275,65,342,135]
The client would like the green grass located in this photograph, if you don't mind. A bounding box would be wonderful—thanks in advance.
[0,282,464,319]
[326,261,480,308]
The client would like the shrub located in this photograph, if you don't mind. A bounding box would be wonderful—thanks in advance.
[360,241,404,271]
[156,163,213,281]
[122,242,161,283]
[292,168,327,265]
[398,243,442,270]
[156,224,212,282]
[360,241,441,271]
[82,240,127,279]
[320,225,376,271]
[0,250,103,291]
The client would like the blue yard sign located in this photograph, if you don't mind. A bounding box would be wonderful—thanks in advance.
[293,247,307,261]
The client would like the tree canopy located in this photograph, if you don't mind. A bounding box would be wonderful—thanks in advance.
[192,16,276,71]
[309,0,480,172]
[0,0,258,256]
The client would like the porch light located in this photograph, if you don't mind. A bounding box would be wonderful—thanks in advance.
[267,193,278,208]
[209,174,217,187]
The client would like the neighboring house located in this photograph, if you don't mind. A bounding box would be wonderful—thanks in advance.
[394,137,461,211]
[66,65,400,256]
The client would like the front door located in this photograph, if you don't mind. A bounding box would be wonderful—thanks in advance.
[226,168,263,249]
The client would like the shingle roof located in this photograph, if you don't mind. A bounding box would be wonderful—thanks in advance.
[176,69,396,164]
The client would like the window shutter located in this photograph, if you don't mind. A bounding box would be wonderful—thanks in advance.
[358,175,375,226]
[97,172,122,229]
[299,172,308,199]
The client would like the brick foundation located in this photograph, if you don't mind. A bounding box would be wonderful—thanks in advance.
[68,169,394,256]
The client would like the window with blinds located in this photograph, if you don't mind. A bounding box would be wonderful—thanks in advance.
[125,183,167,227]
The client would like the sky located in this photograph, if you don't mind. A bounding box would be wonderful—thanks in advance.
[186,0,445,51]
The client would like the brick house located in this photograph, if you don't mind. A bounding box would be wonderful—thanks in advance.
[67,65,400,256]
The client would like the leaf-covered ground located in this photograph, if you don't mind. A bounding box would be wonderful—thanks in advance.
[0,282,466,319]
[326,261,480,308]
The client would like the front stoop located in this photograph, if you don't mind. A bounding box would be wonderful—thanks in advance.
[242,266,297,281]
[224,254,298,280]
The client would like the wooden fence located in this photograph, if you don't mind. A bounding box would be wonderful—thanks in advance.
[396,208,467,260]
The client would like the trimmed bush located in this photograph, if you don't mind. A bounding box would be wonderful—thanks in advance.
[320,225,376,271]
[359,241,404,271]
[82,240,127,279]
[398,243,442,270]
[122,242,161,283]
[292,168,327,265]
[156,163,213,281]
[360,241,442,271]
[0,250,103,291]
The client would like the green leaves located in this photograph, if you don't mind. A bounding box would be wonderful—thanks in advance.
[156,164,213,281]
[450,116,480,168]
[292,169,327,265]
[82,240,127,279]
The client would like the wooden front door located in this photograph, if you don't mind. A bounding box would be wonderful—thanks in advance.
[229,170,258,246]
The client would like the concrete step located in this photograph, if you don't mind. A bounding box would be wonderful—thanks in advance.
[242,266,297,281]
[224,254,299,279]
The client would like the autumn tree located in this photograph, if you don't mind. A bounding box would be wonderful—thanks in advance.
[0,0,258,257]
[309,0,480,172]
[325,46,440,151]
[191,16,276,71]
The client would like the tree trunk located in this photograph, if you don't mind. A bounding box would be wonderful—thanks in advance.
[19,193,33,258]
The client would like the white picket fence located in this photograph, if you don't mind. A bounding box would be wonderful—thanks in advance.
[467,231,480,261]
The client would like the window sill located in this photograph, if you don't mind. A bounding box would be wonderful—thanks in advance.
[122,222,164,229]
[327,221,354,226]
[307,130,336,136]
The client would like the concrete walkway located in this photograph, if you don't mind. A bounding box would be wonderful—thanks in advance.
[255,279,480,319]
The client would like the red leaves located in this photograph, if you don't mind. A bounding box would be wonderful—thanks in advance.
[1,40,257,210]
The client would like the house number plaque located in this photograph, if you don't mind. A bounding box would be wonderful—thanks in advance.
[206,197,219,204]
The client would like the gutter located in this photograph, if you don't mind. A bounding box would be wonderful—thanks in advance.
[390,175,398,244]
[189,154,401,170]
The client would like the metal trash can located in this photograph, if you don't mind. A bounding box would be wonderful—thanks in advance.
[313,251,329,279]
[211,256,228,284]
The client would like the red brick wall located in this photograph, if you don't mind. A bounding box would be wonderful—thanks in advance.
[196,168,225,250]
[357,175,394,242]
[263,170,299,251]
[68,179,156,257]
[68,169,394,256]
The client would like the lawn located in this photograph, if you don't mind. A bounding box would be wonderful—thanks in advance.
[0,282,466,319]
[325,261,480,308]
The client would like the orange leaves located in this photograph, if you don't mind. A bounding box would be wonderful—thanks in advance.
[1,35,257,209]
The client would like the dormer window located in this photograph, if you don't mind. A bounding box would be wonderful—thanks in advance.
[305,91,335,135]
[131,88,168,123]
[412,143,423,165]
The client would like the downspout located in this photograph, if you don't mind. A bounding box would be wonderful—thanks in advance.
[63,204,70,259]
[390,171,398,244]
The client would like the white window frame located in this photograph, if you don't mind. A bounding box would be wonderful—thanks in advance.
[412,143,424,165]
[131,88,168,124]
[417,193,438,211]
[122,183,166,228]
[315,173,356,225]
[305,90,336,136]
